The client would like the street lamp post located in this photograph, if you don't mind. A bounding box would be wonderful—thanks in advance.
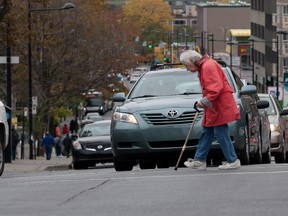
[276,34,279,100]
[28,2,75,159]
[248,38,255,85]
[208,34,214,58]
[226,41,234,69]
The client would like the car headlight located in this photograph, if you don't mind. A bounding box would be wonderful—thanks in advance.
[73,140,82,150]
[270,123,280,132]
[112,112,138,124]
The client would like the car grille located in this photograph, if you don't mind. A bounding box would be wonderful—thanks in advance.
[141,111,203,125]
[149,139,199,148]
[81,141,111,151]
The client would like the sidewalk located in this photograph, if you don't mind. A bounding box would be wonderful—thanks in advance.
[4,156,72,173]
[4,115,77,174]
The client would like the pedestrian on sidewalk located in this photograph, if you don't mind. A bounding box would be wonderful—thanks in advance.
[11,125,20,160]
[63,134,72,158]
[62,123,69,135]
[69,119,75,133]
[42,131,55,160]
[54,135,61,158]
[179,50,241,170]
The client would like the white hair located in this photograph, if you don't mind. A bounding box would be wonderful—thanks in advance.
[179,50,202,66]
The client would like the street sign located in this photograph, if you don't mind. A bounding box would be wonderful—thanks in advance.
[24,107,28,117]
[0,56,19,64]
[32,106,37,115]
[268,86,283,100]
[32,96,38,106]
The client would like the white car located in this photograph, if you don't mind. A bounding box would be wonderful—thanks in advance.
[258,93,288,163]
[129,73,142,83]
[0,100,9,176]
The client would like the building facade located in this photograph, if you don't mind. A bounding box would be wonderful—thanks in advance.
[251,0,288,105]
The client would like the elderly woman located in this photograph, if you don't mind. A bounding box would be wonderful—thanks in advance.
[179,50,241,170]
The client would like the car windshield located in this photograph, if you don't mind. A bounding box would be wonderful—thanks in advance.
[79,122,110,137]
[86,98,103,106]
[129,70,202,98]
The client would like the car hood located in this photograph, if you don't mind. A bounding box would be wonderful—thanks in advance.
[119,95,201,113]
[268,115,279,124]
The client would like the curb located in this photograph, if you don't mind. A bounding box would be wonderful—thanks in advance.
[44,164,72,171]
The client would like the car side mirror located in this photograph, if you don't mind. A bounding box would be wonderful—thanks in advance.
[256,100,269,109]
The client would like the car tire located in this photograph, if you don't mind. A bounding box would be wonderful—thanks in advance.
[114,157,134,171]
[274,147,286,163]
[0,139,4,176]
[262,147,271,164]
[252,134,262,164]
[139,160,156,170]
[156,160,169,169]
[73,162,88,170]
[239,124,250,165]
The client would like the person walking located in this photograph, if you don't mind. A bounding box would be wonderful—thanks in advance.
[54,135,61,158]
[62,123,69,135]
[69,119,75,133]
[63,134,72,158]
[179,50,241,170]
[42,131,55,160]
[11,125,20,160]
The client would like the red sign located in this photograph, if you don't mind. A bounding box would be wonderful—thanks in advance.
[238,45,250,55]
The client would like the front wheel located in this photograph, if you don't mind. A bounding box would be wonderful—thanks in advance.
[73,162,88,170]
[114,157,134,171]
[239,125,250,165]
[262,147,271,164]
[274,148,286,163]
[0,140,4,176]
[252,133,262,164]
[139,160,156,170]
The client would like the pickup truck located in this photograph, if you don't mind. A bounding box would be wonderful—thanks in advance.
[0,100,9,176]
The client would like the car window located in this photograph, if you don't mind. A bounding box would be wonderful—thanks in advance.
[259,95,276,115]
[273,96,283,113]
[129,70,202,98]
[79,123,110,137]
[221,67,239,92]
[86,98,103,106]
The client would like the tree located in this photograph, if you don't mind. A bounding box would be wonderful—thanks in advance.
[122,0,173,58]
[0,0,134,134]
[123,0,172,33]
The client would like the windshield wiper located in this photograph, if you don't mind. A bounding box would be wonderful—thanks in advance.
[131,95,156,99]
[179,92,201,95]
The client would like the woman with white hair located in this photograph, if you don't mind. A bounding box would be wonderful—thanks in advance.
[179,50,241,170]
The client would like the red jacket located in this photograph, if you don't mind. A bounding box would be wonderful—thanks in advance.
[196,54,240,127]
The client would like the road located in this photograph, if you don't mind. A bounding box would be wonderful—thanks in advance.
[1,79,286,216]
[1,162,288,216]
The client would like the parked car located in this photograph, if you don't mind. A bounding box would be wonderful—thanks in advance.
[129,72,142,83]
[80,112,104,128]
[110,61,269,171]
[71,120,113,169]
[258,93,288,163]
[0,100,9,176]
[84,97,108,115]
[133,66,150,74]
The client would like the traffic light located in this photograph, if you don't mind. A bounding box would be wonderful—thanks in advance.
[163,55,167,62]
[148,41,153,49]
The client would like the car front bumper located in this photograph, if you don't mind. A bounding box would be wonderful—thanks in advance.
[72,149,113,163]
[111,118,247,160]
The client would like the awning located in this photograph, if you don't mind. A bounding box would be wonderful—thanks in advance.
[228,29,251,37]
